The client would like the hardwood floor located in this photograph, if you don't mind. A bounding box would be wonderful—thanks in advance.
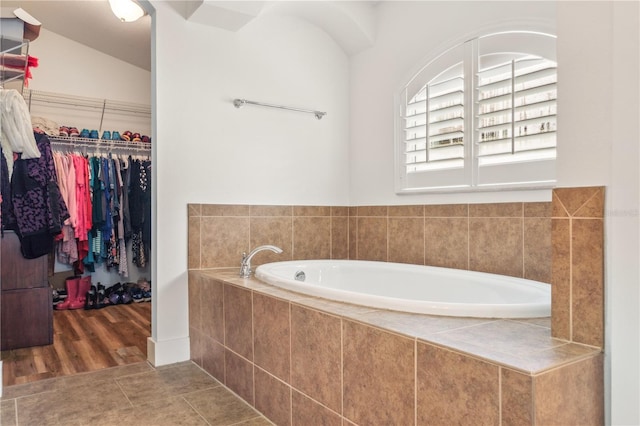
[2,302,151,386]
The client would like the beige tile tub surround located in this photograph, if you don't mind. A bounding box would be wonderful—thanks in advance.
[189,270,604,426]
[551,187,605,348]
[187,193,604,424]
[188,202,551,282]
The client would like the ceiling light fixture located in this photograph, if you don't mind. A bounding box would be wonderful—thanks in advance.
[109,0,145,22]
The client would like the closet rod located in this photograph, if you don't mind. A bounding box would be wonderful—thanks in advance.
[233,98,326,120]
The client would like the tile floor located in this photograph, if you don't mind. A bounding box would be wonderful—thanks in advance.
[0,361,272,426]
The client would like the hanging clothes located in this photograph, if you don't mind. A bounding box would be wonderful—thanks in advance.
[0,89,41,177]
[129,157,150,268]
[48,146,150,277]
[8,133,69,259]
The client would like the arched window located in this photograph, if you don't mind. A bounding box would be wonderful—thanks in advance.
[396,31,557,192]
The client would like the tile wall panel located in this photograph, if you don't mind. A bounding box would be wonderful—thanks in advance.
[202,335,225,382]
[388,205,424,217]
[294,205,331,216]
[571,219,604,347]
[331,216,349,259]
[469,217,523,277]
[551,187,605,347]
[188,271,202,333]
[189,270,603,426]
[292,390,342,426]
[356,217,388,261]
[290,305,342,413]
[201,278,224,343]
[293,216,331,260]
[223,285,253,360]
[424,217,468,269]
[202,204,250,217]
[343,320,414,425]
[251,205,293,217]
[188,202,551,282]
[189,327,202,367]
[469,202,523,217]
[224,349,254,405]
[200,217,250,268]
[250,217,293,266]
[254,367,291,426]
[551,218,571,341]
[501,368,534,425]
[534,354,604,425]
[188,216,201,269]
[416,342,499,425]
[388,217,424,264]
[524,217,552,282]
[424,203,468,217]
[253,293,290,382]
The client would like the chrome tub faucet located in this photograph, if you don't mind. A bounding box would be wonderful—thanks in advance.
[239,245,283,278]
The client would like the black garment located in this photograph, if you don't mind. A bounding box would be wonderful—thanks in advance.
[0,146,15,232]
[129,158,150,267]
[9,133,69,258]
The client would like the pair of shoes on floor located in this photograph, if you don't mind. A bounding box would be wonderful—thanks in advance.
[84,283,111,310]
[56,276,91,310]
[136,278,151,302]
[52,288,67,306]
[105,283,133,306]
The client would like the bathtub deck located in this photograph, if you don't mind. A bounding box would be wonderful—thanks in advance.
[201,269,598,375]
[189,269,603,425]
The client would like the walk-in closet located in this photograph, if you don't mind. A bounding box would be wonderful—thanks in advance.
[0,6,152,387]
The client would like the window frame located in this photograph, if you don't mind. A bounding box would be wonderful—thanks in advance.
[395,30,557,194]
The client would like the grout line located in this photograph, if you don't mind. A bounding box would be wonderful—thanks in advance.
[423,215,426,266]
[522,208,526,278]
[13,398,19,426]
[287,301,294,425]
[498,366,502,425]
[340,316,345,422]
[569,217,573,342]
[114,376,136,408]
[414,339,418,426]
[467,204,471,270]
[182,396,213,426]
[251,290,255,406]
[198,216,202,269]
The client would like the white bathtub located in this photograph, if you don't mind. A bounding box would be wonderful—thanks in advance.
[255,260,550,318]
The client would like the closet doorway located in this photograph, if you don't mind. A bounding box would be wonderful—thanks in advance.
[0,1,153,387]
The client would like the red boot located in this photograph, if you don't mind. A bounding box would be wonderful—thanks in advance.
[69,276,91,310]
[55,276,80,310]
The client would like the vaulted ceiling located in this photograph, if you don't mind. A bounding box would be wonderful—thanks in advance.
[2,1,378,72]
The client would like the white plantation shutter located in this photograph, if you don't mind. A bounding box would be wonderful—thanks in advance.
[397,31,557,192]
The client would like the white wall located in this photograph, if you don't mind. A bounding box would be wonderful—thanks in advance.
[349,1,556,205]
[601,2,640,424]
[349,2,640,424]
[28,28,151,104]
[152,1,350,364]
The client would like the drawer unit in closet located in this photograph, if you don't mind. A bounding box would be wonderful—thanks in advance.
[1,231,53,350]
[1,287,53,350]
[1,231,48,290]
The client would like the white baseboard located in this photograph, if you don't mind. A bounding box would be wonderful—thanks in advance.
[147,336,190,367]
